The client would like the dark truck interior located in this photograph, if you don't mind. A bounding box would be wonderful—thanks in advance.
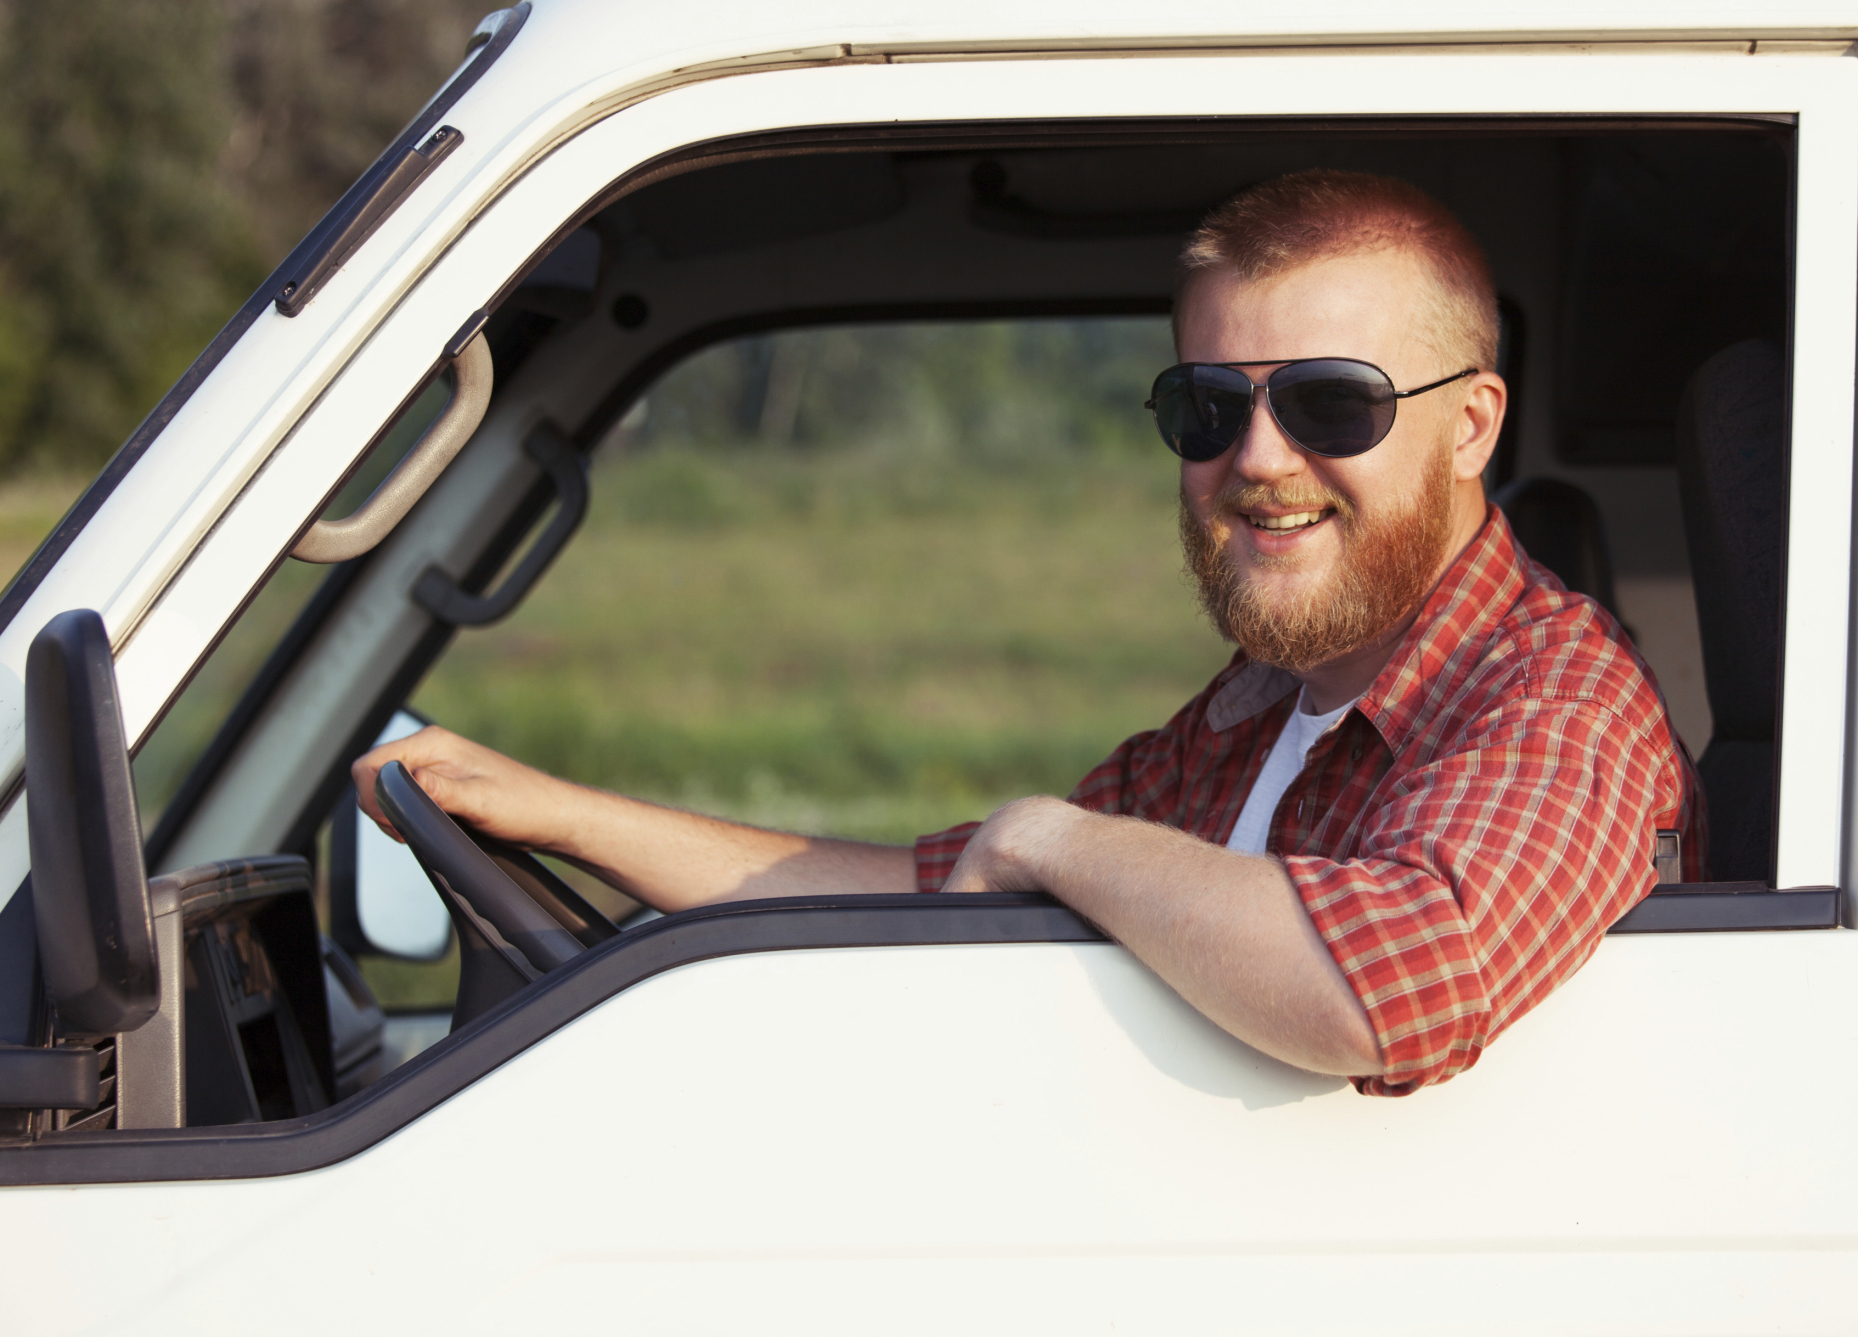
[0,116,1799,1144]
[487,120,1791,880]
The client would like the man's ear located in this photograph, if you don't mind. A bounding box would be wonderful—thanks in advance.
[1452,373,1507,481]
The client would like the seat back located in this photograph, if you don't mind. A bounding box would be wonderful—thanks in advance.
[1674,338,1786,882]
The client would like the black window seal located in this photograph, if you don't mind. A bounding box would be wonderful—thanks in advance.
[0,2,531,644]
[1609,884,1837,932]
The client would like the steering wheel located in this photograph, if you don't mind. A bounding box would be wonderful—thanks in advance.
[373,760,619,1027]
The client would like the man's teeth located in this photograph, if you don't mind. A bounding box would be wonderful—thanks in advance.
[1249,510,1327,531]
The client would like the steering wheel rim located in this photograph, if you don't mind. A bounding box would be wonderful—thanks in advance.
[374,760,592,1024]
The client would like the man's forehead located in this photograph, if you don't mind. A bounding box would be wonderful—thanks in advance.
[1176,249,1432,368]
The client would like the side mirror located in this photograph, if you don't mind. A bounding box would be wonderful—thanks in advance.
[25,609,157,1036]
[329,711,453,962]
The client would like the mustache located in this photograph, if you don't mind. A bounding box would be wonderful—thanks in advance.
[1213,480,1357,526]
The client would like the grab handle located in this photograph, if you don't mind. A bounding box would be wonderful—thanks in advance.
[292,322,493,564]
[411,420,589,626]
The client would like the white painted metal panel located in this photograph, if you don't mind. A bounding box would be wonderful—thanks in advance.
[0,40,1850,1332]
[4,936,1857,1333]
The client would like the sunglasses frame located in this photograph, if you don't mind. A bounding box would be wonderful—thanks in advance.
[1145,358,1479,462]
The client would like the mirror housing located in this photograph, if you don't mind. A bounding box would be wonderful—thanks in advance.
[25,609,158,1036]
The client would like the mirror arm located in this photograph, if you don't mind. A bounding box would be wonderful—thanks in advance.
[292,320,494,565]
[0,1045,100,1111]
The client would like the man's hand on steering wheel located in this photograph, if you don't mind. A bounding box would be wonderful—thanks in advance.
[352,725,571,850]
[356,722,917,913]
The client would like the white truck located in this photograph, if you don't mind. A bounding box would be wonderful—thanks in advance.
[1,2,1854,1331]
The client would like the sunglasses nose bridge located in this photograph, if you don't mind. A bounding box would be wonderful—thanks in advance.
[1236,379,1319,473]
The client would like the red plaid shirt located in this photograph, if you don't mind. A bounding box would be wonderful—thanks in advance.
[916,507,1704,1096]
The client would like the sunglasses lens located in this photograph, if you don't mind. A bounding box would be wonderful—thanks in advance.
[1268,359,1397,458]
[1150,365,1253,462]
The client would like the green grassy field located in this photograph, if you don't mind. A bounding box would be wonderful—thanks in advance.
[0,475,85,582]
[403,318,1233,845]
[412,441,1232,844]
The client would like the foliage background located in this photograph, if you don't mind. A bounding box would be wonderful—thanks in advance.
[0,0,484,476]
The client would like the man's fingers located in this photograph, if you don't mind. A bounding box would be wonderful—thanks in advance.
[409,765,468,820]
[351,725,461,835]
[346,725,557,850]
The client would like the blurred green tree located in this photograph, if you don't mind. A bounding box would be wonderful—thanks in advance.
[0,0,481,475]
[0,2,1167,480]
[0,0,255,472]
[222,0,485,261]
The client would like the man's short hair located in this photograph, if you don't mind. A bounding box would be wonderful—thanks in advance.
[1178,169,1499,374]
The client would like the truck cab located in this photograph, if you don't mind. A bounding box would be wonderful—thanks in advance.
[2,4,1855,1331]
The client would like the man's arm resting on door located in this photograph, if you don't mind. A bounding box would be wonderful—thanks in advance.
[939,795,1385,1078]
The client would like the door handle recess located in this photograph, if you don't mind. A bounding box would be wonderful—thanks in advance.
[292,326,494,564]
[411,421,589,626]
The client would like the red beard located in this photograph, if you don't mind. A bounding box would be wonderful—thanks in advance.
[1179,447,1455,675]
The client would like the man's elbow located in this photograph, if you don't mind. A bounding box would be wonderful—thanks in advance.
[1335,1019,1386,1078]
[1296,998,1386,1078]
[1225,995,1384,1077]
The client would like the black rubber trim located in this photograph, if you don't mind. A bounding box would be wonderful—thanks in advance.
[1608,885,1839,933]
[572,296,1170,450]
[0,2,530,642]
[275,125,465,317]
[0,893,1100,1185]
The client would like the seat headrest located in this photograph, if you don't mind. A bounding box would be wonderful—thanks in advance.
[1674,338,1785,744]
[1492,475,1619,616]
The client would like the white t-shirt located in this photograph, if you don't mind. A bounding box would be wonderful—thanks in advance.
[1225,688,1359,856]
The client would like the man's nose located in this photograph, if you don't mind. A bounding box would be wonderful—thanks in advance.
[1227,395,1307,484]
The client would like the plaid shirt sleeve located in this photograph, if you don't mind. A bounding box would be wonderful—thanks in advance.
[913,512,1700,1096]
[1290,689,1695,1096]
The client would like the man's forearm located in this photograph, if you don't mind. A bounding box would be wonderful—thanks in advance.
[949,798,1383,1077]
[544,783,916,911]
[352,726,916,912]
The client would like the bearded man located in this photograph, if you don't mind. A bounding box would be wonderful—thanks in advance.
[355,169,1703,1095]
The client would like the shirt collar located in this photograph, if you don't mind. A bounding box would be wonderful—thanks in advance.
[1357,504,1524,751]
[1204,505,1524,746]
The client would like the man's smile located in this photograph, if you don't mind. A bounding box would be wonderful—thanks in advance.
[1245,508,1333,532]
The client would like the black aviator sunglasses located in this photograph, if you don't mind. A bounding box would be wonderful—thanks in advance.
[1146,358,1478,462]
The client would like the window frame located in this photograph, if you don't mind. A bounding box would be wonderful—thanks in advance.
[107,51,1853,898]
